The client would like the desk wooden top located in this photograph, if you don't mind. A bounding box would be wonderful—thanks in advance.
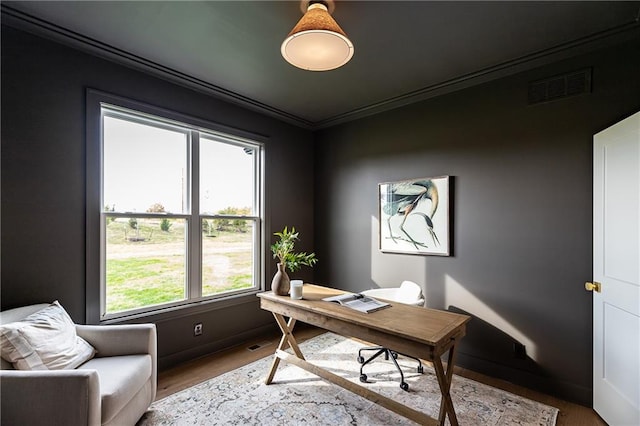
[258,284,470,347]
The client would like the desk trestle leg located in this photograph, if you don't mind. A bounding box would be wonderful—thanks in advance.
[434,340,460,426]
[265,313,305,385]
[264,321,462,425]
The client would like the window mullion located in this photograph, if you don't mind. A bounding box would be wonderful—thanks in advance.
[189,131,202,299]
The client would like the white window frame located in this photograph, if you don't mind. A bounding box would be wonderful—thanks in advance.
[86,90,265,323]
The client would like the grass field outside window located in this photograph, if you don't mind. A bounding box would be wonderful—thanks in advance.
[106,218,253,313]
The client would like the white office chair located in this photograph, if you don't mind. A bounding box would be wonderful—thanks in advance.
[357,281,425,391]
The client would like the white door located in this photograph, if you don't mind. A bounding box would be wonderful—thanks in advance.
[592,111,640,426]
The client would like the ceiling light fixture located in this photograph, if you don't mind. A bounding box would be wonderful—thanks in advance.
[281,0,354,71]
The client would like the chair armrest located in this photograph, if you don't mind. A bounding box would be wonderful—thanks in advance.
[76,324,156,358]
[76,323,158,400]
[0,369,101,426]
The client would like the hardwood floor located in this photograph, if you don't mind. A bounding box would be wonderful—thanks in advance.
[156,325,605,425]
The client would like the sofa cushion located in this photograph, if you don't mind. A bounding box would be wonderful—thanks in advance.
[0,301,96,370]
[79,354,152,423]
[0,304,50,370]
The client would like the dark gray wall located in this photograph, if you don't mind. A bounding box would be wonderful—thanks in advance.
[313,39,640,405]
[1,25,315,367]
[4,19,640,407]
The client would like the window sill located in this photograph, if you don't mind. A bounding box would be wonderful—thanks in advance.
[100,290,263,325]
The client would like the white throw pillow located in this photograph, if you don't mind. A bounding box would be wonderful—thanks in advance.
[0,301,96,370]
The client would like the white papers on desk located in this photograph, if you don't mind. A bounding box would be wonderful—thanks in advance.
[322,293,390,313]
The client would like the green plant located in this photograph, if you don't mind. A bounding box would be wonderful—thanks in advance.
[128,217,138,230]
[270,226,317,273]
[160,218,172,232]
[213,206,251,233]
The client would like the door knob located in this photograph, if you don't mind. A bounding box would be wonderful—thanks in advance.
[585,281,602,293]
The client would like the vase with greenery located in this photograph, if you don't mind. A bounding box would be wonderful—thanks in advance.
[270,226,317,296]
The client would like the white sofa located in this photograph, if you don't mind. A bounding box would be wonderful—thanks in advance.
[0,304,157,426]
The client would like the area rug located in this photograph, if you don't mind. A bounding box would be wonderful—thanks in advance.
[139,333,558,425]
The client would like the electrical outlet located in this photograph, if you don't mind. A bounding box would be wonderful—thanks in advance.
[194,323,203,336]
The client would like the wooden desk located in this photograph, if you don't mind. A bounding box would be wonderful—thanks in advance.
[257,284,471,426]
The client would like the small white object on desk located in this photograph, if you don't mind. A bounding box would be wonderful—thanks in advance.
[290,280,303,299]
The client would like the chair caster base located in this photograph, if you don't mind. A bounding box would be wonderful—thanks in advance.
[359,374,368,383]
[400,382,409,391]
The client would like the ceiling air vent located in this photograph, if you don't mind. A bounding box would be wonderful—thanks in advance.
[528,68,592,105]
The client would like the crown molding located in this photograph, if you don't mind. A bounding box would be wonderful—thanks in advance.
[3,4,639,131]
[0,5,315,130]
[314,21,640,129]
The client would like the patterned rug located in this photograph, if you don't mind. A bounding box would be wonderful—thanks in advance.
[139,333,558,425]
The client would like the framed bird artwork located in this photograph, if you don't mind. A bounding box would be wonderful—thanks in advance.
[378,175,450,256]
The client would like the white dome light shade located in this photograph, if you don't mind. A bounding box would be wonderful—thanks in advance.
[281,2,354,71]
[282,30,354,71]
